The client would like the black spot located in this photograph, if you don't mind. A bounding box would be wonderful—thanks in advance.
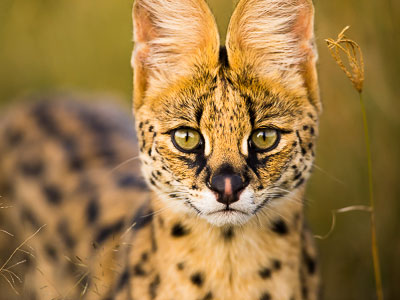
[158,216,164,228]
[116,173,147,189]
[202,292,213,300]
[68,155,84,171]
[302,285,308,298]
[272,259,282,270]
[130,204,153,230]
[139,122,143,129]
[303,125,309,130]
[151,223,158,252]
[271,219,289,235]
[171,223,189,237]
[34,103,60,136]
[6,128,24,146]
[141,252,149,262]
[310,127,315,135]
[294,172,302,181]
[117,269,130,291]
[296,130,306,156]
[259,268,271,279]
[149,274,160,299]
[133,263,146,276]
[97,143,116,164]
[260,292,271,300]
[295,178,305,188]
[303,250,317,275]
[44,244,58,261]
[19,160,44,177]
[57,221,76,249]
[149,125,154,132]
[308,143,313,150]
[95,219,124,244]
[222,227,234,241]
[219,46,229,68]
[86,198,100,224]
[43,185,62,205]
[190,272,204,287]
[21,207,40,229]
[177,262,185,271]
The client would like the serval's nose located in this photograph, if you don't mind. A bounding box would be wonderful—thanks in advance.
[210,172,247,206]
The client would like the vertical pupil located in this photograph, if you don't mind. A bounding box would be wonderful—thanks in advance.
[185,131,189,142]
[262,131,266,141]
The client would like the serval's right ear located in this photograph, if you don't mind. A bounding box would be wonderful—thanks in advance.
[132,0,220,110]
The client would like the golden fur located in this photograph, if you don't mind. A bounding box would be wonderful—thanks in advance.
[0,0,321,299]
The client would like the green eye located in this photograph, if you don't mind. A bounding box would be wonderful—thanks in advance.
[250,128,280,151]
[172,128,202,152]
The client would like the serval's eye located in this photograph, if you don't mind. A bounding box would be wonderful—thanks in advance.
[172,128,202,153]
[250,128,280,152]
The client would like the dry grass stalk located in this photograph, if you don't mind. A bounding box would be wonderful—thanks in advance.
[0,224,46,295]
[325,26,364,93]
[314,205,372,240]
[325,26,383,300]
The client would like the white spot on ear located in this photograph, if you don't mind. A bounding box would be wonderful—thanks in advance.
[204,133,211,156]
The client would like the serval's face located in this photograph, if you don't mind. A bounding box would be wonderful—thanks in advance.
[133,0,320,226]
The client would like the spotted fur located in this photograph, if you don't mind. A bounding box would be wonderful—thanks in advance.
[0,0,321,299]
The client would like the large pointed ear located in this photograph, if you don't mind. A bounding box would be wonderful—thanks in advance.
[226,0,320,112]
[132,0,220,110]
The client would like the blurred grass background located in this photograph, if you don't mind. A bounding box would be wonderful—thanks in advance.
[0,0,399,299]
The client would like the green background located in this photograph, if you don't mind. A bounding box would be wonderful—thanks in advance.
[0,0,399,299]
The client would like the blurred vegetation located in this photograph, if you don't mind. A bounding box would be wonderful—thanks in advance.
[0,0,399,299]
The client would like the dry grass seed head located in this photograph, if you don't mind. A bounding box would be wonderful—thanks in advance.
[325,26,364,93]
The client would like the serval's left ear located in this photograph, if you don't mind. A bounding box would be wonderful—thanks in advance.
[226,0,321,112]
[132,0,220,110]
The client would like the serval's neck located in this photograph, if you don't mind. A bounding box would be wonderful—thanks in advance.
[149,190,305,300]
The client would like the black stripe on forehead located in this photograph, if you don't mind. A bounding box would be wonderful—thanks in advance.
[243,94,256,128]
[195,105,204,124]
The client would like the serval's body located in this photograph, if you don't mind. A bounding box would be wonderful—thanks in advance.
[0,0,321,299]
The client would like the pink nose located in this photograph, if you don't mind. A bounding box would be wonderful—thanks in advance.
[209,173,247,205]
[224,178,233,196]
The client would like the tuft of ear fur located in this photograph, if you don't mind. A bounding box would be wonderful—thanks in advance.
[132,0,220,109]
[226,0,321,112]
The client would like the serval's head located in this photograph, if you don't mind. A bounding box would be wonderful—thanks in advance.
[132,0,321,226]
